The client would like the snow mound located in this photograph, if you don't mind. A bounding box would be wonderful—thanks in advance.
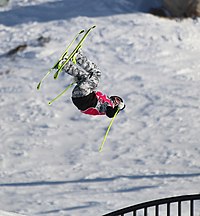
[0,210,27,216]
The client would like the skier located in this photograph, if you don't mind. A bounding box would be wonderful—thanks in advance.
[62,50,125,118]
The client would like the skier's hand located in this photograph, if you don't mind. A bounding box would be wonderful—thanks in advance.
[110,96,125,111]
[117,101,125,110]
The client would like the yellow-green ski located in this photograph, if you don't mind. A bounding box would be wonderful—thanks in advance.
[54,25,96,80]
[41,26,96,105]
[37,29,84,90]
[99,108,120,152]
[48,81,76,105]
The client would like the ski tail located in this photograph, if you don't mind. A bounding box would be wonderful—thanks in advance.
[37,68,52,90]
[48,81,76,105]
[99,108,120,152]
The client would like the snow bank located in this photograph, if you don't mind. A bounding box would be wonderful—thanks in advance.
[0,210,26,216]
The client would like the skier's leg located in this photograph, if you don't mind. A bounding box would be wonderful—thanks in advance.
[75,50,100,75]
[72,68,101,98]
[62,51,101,98]
[63,60,89,81]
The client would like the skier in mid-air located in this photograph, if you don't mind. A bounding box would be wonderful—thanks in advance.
[62,49,125,118]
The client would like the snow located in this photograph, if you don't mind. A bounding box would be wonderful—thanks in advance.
[0,210,26,216]
[0,0,200,216]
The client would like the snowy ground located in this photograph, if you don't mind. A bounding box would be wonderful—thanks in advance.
[0,210,26,216]
[0,0,200,216]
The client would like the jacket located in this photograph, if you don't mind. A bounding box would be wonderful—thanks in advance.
[72,91,118,118]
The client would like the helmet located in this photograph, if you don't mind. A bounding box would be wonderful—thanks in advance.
[110,96,123,103]
[110,96,125,110]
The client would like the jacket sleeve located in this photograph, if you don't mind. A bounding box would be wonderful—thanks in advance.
[106,106,119,118]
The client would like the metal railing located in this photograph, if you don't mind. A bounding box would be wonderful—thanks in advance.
[103,194,200,216]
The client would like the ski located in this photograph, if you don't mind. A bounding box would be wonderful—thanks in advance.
[99,108,120,152]
[53,25,96,80]
[37,29,85,90]
[48,81,76,105]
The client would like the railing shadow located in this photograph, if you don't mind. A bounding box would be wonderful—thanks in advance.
[0,172,200,187]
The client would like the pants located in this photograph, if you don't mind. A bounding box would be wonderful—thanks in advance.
[63,51,101,98]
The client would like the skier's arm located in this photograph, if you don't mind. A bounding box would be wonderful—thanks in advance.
[106,106,119,118]
[106,101,125,118]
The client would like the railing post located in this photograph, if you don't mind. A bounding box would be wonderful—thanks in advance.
[155,205,159,216]
[102,194,200,216]
[144,207,147,216]
[190,199,194,216]
[178,201,181,216]
[167,202,170,216]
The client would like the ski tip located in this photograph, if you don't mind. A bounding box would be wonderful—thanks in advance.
[54,71,59,79]
[99,148,103,153]
[48,101,52,106]
[80,29,85,34]
[92,25,96,29]
[37,82,41,90]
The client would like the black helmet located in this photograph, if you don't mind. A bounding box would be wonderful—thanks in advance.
[110,96,123,102]
[110,96,125,110]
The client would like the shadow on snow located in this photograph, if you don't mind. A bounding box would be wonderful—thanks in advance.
[0,0,161,26]
[38,202,99,214]
[0,172,200,187]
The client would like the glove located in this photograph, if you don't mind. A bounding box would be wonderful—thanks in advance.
[117,101,125,110]
[110,96,125,111]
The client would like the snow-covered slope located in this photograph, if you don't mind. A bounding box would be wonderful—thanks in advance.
[0,210,26,216]
[0,0,200,216]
